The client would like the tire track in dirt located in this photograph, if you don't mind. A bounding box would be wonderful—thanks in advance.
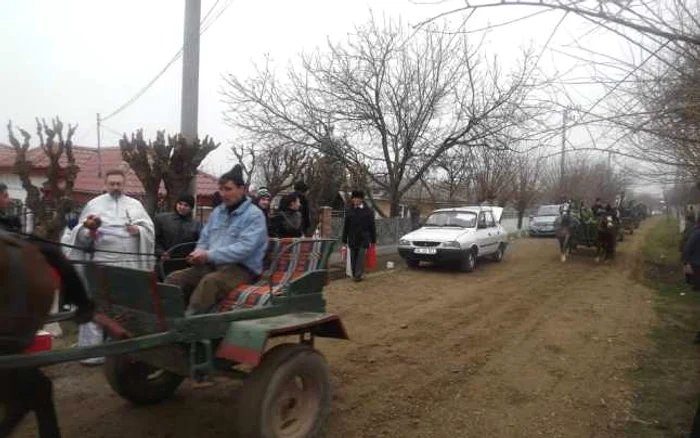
[321,227,655,438]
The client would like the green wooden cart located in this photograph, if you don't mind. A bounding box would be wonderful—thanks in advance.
[0,238,348,438]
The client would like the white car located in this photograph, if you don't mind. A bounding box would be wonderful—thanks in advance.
[398,206,507,272]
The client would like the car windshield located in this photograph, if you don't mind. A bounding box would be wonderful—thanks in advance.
[537,205,560,216]
[425,211,477,228]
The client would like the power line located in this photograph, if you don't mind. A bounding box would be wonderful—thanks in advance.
[101,0,233,122]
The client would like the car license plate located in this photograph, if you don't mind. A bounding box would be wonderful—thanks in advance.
[414,248,437,255]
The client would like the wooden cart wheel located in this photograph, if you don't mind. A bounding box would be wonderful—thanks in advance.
[236,343,331,438]
[104,355,184,405]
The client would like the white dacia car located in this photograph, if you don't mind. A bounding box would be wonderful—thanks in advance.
[398,206,507,272]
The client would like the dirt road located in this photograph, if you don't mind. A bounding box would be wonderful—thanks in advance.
[17,224,657,437]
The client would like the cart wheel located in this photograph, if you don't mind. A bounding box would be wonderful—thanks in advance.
[104,355,184,405]
[236,343,331,438]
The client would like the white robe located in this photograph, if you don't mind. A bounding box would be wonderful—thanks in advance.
[66,193,155,364]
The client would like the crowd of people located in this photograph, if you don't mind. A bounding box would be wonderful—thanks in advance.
[0,164,377,362]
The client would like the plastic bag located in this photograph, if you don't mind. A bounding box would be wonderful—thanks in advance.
[366,244,377,270]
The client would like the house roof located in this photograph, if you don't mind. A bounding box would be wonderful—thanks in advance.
[0,143,219,197]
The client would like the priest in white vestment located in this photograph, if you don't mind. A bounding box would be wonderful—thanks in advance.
[66,169,155,365]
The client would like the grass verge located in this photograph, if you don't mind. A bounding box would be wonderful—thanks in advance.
[627,217,700,437]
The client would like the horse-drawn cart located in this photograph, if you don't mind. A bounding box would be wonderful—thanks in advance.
[0,238,346,438]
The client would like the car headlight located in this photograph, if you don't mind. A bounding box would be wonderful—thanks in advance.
[398,239,411,246]
[441,241,461,249]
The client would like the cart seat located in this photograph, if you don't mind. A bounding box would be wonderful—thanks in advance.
[216,238,336,312]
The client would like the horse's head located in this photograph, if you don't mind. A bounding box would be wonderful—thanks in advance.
[598,214,614,230]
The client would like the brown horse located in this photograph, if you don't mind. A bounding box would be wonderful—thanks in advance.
[0,232,93,438]
[595,213,617,263]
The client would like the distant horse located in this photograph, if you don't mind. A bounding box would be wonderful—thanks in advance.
[595,213,617,263]
[556,202,577,262]
[0,232,93,438]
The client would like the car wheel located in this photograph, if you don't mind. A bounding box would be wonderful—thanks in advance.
[492,244,505,263]
[460,250,476,273]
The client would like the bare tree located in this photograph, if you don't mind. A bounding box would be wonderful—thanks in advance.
[470,146,518,205]
[512,153,543,229]
[120,130,218,217]
[256,143,308,198]
[7,118,79,240]
[223,16,540,216]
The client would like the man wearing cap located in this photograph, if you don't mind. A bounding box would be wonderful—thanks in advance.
[254,187,272,219]
[154,194,202,276]
[166,165,268,315]
[342,190,377,282]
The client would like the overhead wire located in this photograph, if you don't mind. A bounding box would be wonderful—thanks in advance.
[101,0,233,122]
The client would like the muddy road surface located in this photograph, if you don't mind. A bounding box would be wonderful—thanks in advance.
[16,224,656,437]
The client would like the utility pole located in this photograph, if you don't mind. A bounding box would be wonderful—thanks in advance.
[560,108,567,196]
[181,0,201,198]
[96,113,103,178]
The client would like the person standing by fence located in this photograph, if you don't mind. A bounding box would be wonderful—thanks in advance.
[342,190,376,282]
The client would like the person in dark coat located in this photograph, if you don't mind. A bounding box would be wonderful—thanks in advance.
[342,190,377,282]
[154,193,202,265]
[684,215,700,345]
[293,180,312,237]
[269,193,304,238]
[683,215,700,291]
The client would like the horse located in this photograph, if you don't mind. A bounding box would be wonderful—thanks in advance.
[594,212,617,263]
[556,202,577,262]
[0,231,93,438]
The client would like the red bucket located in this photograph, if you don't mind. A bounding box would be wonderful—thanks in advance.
[24,330,53,353]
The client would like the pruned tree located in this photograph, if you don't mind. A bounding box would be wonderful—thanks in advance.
[231,143,257,187]
[119,130,169,217]
[120,130,218,217]
[223,15,539,216]
[162,134,218,208]
[7,118,79,240]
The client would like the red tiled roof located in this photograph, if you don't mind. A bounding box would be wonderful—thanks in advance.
[0,143,219,197]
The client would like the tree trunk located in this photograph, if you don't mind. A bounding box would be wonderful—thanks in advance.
[517,209,524,230]
[389,195,401,218]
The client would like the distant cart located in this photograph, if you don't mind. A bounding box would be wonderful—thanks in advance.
[0,238,347,438]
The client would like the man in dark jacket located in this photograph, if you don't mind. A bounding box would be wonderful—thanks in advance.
[293,180,312,237]
[155,194,201,276]
[342,190,377,282]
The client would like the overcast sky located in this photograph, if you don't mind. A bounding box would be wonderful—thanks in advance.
[0,0,659,194]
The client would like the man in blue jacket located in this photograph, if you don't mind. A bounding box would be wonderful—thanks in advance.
[166,165,268,315]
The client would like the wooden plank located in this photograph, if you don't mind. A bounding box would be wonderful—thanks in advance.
[83,264,184,320]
